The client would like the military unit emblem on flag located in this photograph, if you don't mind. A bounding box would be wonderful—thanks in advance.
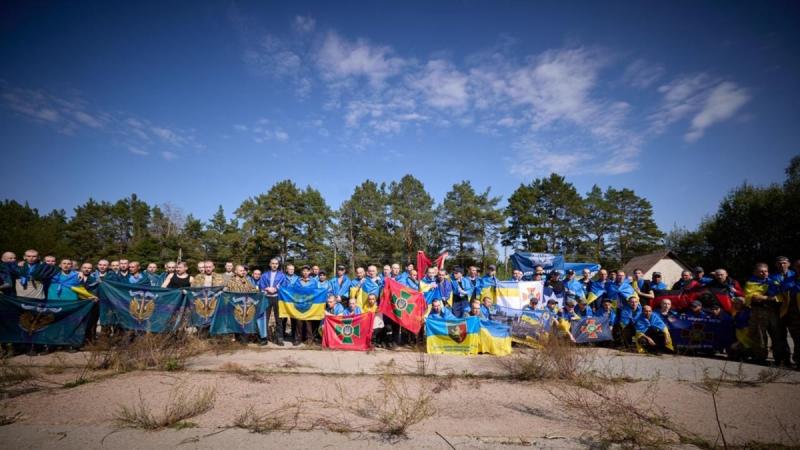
[128,290,156,322]
[580,318,602,339]
[447,322,467,343]
[18,305,58,334]
[323,313,374,351]
[233,296,259,326]
[392,290,415,317]
[334,318,360,344]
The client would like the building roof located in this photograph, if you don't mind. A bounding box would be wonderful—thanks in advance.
[620,250,691,275]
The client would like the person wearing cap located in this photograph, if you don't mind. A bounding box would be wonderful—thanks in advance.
[509,268,524,282]
[315,269,332,294]
[693,266,712,286]
[451,267,474,318]
[332,265,351,303]
[522,294,540,311]
[545,271,565,293]
[729,296,753,361]
[575,297,593,318]
[744,262,785,364]
[564,269,586,301]
[686,300,708,319]
[478,264,498,304]
[649,272,667,291]
[632,269,653,305]
[560,298,581,322]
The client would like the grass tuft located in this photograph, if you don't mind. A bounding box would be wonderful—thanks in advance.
[113,384,216,430]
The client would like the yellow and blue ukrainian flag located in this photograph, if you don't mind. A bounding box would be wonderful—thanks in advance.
[479,319,512,356]
[278,285,327,320]
[425,316,480,355]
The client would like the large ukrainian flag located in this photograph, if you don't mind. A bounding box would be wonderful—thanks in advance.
[278,285,327,320]
[479,319,512,356]
[426,316,480,355]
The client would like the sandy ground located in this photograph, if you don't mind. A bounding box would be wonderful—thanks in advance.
[1,346,799,449]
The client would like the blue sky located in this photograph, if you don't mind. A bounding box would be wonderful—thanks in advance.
[1,1,798,233]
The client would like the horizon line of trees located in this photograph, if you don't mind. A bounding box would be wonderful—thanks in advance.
[2,157,795,280]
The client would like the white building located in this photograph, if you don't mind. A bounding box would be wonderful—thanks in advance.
[620,250,691,288]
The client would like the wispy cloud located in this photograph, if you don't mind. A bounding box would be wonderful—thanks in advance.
[161,151,178,161]
[649,74,750,142]
[316,31,407,88]
[0,82,200,157]
[232,119,290,144]
[622,59,665,88]
[685,82,750,142]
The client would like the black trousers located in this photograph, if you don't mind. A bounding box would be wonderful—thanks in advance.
[265,296,284,342]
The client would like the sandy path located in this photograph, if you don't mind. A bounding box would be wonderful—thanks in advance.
[1,348,799,449]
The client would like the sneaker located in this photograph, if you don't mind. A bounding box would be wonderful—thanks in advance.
[276,339,285,346]
[259,339,269,346]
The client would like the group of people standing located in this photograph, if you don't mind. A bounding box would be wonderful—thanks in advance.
[1,248,798,367]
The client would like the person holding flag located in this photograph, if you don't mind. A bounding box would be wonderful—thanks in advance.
[343,297,362,317]
[634,304,673,354]
[257,258,288,346]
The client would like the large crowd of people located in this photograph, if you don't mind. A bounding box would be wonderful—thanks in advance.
[1,249,798,368]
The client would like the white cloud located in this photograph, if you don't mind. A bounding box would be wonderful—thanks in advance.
[410,59,469,109]
[293,15,316,33]
[161,151,178,161]
[685,82,750,142]
[274,130,289,142]
[622,59,664,88]
[316,32,406,87]
[128,146,149,156]
[650,75,751,142]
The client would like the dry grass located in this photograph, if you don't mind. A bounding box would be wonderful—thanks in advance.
[219,362,270,383]
[0,360,34,388]
[546,378,678,449]
[113,384,216,430]
[314,373,437,437]
[233,403,302,433]
[86,330,209,373]
[500,336,589,381]
[0,411,22,426]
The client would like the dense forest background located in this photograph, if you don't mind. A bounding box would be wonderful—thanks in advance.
[1,156,796,280]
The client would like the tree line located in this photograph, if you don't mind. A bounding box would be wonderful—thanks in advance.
[4,156,794,279]
[0,174,665,272]
[667,156,800,280]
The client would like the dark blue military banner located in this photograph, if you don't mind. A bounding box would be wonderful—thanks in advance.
[209,292,268,335]
[98,281,187,332]
[0,294,94,346]
[186,287,224,327]
[666,315,734,352]
[570,315,613,344]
